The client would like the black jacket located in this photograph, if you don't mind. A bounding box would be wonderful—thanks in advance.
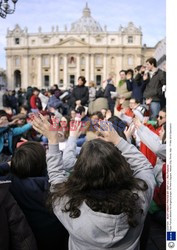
[2,93,11,107]
[71,85,89,106]
[104,83,116,105]
[126,74,147,102]
[0,163,69,250]
[143,69,166,101]
[0,181,37,250]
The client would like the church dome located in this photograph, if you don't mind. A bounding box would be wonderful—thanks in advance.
[70,3,103,33]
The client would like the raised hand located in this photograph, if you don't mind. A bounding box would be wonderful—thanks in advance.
[32,113,60,144]
[69,120,82,138]
[105,110,112,120]
[96,121,121,145]
[124,123,135,140]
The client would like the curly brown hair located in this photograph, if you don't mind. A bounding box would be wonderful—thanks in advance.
[49,139,148,227]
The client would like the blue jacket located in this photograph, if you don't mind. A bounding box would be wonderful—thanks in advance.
[47,95,63,109]
[0,123,32,154]
[126,75,146,102]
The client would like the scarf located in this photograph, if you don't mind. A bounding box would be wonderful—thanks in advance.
[118,80,125,87]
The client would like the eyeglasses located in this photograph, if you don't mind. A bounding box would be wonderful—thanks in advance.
[156,115,165,120]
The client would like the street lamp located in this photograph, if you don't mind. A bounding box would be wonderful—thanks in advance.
[0,0,18,18]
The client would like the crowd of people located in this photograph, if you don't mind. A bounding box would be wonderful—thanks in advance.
[0,57,166,250]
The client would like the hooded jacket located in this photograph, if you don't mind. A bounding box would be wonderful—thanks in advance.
[0,167,69,250]
[47,137,156,250]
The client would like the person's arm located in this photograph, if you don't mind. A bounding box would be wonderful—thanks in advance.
[137,124,166,160]
[13,123,32,136]
[97,121,156,199]
[63,136,77,170]
[47,145,68,186]
[104,85,109,98]
[80,87,89,105]
[126,80,133,91]
[122,90,132,100]
[11,114,27,120]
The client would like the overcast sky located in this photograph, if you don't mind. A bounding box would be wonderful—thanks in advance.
[0,0,166,69]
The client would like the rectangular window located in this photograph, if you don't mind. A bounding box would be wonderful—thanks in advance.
[15,38,20,45]
[69,75,75,86]
[128,36,133,43]
[96,75,102,86]
[111,38,115,43]
[42,55,50,67]
[44,75,50,87]
[95,55,102,66]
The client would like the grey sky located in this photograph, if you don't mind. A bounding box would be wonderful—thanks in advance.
[0,0,165,69]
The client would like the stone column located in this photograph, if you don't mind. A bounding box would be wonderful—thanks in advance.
[136,54,142,66]
[37,55,42,88]
[116,53,123,82]
[90,54,94,82]
[54,54,59,85]
[76,54,80,81]
[63,54,68,89]
[50,54,54,86]
[7,56,13,89]
[22,55,29,89]
[85,54,90,85]
[103,53,107,82]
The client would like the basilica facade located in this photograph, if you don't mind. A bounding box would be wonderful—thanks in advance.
[6,4,155,89]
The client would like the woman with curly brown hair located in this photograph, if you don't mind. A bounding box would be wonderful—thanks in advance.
[33,115,155,250]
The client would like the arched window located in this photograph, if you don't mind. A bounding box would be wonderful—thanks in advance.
[14,70,21,88]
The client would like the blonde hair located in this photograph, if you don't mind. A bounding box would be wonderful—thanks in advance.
[89,81,96,87]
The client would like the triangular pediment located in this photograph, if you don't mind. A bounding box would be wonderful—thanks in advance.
[54,37,89,47]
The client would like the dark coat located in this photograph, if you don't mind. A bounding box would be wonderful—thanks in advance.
[0,163,69,250]
[104,83,116,113]
[0,181,37,250]
[2,93,11,107]
[126,74,147,102]
[143,69,166,102]
[71,85,89,107]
